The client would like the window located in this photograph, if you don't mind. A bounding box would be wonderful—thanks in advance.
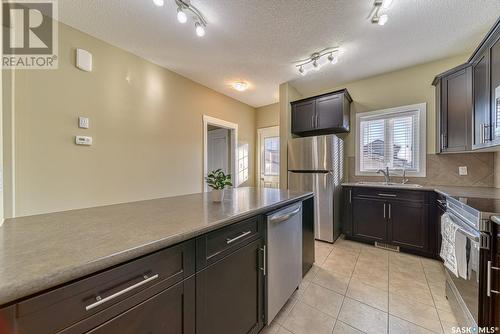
[262,137,279,176]
[355,103,426,177]
[238,143,249,183]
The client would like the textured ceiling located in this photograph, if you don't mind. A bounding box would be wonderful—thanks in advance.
[58,1,500,107]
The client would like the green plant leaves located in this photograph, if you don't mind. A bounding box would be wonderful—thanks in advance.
[205,169,233,190]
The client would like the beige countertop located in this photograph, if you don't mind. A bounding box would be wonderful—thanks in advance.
[0,187,313,306]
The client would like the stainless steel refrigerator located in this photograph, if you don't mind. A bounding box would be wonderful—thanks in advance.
[288,134,344,243]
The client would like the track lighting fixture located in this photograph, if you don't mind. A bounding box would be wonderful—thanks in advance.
[153,0,208,37]
[177,7,187,23]
[295,47,340,76]
[195,22,205,37]
[370,0,393,25]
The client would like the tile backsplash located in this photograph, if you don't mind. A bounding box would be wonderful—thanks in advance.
[346,153,494,187]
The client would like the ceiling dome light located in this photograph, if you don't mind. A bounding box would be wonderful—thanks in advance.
[382,0,393,9]
[232,82,248,92]
[177,7,187,23]
[153,0,164,6]
[378,14,388,25]
[298,66,306,76]
[195,22,206,37]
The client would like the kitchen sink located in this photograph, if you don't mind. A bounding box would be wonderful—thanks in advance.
[355,181,423,188]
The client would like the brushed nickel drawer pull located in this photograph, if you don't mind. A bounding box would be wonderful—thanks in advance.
[85,274,159,311]
[226,230,252,244]
[378,193,396,197]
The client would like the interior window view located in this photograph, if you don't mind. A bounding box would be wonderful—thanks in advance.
[1,1,500,334]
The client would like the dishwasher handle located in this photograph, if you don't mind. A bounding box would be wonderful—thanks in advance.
[268,205,301,224]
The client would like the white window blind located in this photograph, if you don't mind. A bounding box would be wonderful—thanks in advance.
[356,104,426,177]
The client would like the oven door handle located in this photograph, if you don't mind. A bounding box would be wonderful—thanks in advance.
[455,226,480,242]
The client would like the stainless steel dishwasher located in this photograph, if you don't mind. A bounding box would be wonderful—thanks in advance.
[266,202,302,323]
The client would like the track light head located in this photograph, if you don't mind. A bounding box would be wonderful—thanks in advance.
[195,22,206,37]
[378,14,388,25]
[177,7,187,23]
[298,66,306,76]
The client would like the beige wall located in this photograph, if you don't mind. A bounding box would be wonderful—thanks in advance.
[4,23,256,217]
[255,103,279,129]
[279,83,302,188]
[292,54,469,157]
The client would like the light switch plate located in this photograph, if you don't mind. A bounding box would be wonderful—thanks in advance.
[79,117,89,129]
[75,136,92,146]
[458,166,468,176]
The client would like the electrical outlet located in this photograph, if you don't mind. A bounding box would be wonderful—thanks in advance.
[458,166,468,176]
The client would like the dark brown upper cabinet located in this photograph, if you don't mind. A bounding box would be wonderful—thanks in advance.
[433,17,500,152]
[291,89,352,137]
[433,64,473,153]
[472,51,490,149]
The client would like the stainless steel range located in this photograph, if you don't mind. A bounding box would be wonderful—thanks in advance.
[439,194,497,327]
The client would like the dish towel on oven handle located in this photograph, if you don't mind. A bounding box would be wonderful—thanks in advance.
[440,213,459,277]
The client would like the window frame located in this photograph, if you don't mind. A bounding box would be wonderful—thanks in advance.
[355,103,427,177]
[262,136,280,176]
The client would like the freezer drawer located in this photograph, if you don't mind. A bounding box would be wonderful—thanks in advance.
[288,171,340,243]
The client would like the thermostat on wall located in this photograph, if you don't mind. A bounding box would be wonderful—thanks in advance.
[76,48,93,72]
[75,136,92,146]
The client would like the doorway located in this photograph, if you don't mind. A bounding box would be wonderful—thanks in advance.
[203,115,238,191]
[207,126,230,174]
[257,126,280,188]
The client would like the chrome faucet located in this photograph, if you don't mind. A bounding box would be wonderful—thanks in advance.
[376,167,390,184]
[401,166,409,184]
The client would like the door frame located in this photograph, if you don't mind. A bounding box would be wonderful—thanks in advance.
[256,126,280,188]
[203,115,238,192]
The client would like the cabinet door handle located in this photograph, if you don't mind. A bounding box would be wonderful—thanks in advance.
[85,274,159,311]
[315,115,319,128]
[383,203,386,219]
[388,204,391,220]
[226,230,252,244]
[349,189,352,204]
[487,261,500,297]
[259,245,267,276]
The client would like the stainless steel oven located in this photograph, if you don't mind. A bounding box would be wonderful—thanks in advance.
[442,196,492,328]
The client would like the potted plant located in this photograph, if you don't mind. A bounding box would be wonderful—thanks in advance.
[205,169,233,202]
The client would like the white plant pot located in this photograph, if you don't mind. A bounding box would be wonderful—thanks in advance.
[210,189,224,202]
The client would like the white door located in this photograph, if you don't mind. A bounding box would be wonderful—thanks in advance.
[257,126,280,188]
[207,128,230,174]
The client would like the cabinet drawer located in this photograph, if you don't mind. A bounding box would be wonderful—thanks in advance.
[13,240,195,334]
[196,216,262,269]
[352,187,427,203]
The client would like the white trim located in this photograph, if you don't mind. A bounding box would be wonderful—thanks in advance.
[203,115,238,191]
[355,103,426,177]
[256,126,280,188]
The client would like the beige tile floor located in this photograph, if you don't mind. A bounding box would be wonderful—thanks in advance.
[261,238,463,334]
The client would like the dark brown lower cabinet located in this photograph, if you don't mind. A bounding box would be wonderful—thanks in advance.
[196,238,264,334]
[352,197,387,242]
[87,278,195,334]
[388,200,428,251]
[343,187,435,257]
